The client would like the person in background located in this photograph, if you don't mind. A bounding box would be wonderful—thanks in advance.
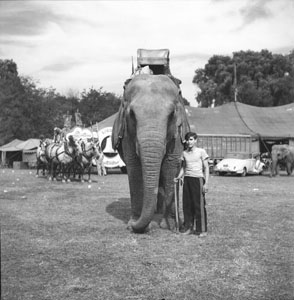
[174,132,209,237]
[53,127,63,144]
[39,134,46,147]
[96,145,107,176]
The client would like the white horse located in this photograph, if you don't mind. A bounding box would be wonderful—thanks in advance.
[45,136,82,182]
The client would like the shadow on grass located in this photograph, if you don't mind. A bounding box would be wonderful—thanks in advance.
[106,197,131,224]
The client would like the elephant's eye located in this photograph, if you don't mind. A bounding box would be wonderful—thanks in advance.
[168,110,175,122]
[129,109,136,120]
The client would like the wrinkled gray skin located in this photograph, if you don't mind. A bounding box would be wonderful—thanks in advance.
[112,74,190,233]
[271,144,294,176]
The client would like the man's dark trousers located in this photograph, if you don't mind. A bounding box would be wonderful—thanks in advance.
[183,176,207,233]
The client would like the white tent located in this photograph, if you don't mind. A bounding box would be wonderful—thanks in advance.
[0,138,40,167]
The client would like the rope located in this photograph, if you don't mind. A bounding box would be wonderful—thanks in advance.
[233,102,257,136]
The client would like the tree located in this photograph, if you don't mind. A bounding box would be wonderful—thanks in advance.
[193,49,294,107]
[0,59,80,143]
[78,88,121,126]
[0,59,27,144]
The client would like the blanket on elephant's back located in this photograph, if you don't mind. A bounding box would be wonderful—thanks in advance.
[124,74,182,91]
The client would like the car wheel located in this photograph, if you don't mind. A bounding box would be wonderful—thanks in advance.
[241,168,247,177]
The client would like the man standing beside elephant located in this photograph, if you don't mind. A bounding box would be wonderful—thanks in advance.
[175,132,209,237]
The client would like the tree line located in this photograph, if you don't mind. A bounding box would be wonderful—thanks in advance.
[0,59,122,145]
[193,49,294,107]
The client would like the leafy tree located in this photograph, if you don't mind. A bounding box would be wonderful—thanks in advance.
[0,59,122,144]
[182,96,190,106]
[0,59,27,144]
[78,88,121,126]
[193,49,294,107]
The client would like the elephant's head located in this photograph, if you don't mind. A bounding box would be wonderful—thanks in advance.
[112,74,189,232]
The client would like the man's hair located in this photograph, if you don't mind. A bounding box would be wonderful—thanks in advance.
[185,132,198,141]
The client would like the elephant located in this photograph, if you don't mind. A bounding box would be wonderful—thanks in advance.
[271,144,294,176]
[112,74,190,233]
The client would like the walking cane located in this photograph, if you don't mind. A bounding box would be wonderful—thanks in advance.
[174,180,180,232]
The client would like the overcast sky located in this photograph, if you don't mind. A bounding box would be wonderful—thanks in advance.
[1,0,293,106]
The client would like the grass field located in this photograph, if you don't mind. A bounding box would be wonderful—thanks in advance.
[1,169,293,300]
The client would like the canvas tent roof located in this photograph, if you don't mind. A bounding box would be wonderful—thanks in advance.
[0,138,40,151]
[234,102,294,139]
[187,102,294,139]
[187,103,254,136]
[16,139,40,150]
[97,113,118,130]
[0,139,24,151]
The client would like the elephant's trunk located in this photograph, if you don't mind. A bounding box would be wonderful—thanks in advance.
[131,136,165,233]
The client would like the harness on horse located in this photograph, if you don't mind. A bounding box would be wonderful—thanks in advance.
[49,141,76,162]
[81,143,96,160]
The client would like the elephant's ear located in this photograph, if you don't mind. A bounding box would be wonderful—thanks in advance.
[112,104,125,150]
[176,99,190,143]
[281,146,290,158]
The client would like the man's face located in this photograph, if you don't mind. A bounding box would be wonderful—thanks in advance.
[187,137,197,149]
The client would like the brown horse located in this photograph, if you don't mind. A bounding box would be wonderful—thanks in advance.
[73,140,100,182]
[36,141,49,177]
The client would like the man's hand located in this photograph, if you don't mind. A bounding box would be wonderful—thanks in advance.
[174,177,183,184]
[203,183,208,193]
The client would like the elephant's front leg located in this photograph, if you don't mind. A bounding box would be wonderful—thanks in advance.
[286,162,293,175]
[122,141,144,227]
[159,156,182,230]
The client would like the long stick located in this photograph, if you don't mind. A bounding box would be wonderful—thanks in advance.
[174,181,179,232]
[90,121,93,142]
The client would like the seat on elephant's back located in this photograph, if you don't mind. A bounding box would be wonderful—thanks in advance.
[124,48,182,89]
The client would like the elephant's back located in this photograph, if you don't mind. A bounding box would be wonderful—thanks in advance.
[126,74,179,95]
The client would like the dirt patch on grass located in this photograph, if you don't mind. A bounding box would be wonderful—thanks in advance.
[1,169,293,299]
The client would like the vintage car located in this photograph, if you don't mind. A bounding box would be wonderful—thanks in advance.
[214,152,265,176]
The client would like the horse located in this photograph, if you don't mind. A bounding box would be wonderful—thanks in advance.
[45,136,82,182]
[73,140,100,182]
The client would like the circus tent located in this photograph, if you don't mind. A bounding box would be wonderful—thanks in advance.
[0,138,40,167]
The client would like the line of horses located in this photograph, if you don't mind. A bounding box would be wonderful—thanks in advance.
[36,136,103,183]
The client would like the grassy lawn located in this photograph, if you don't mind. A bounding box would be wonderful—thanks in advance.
[1,169,293,300]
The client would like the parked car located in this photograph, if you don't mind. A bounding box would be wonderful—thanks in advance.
[214,152,265,176]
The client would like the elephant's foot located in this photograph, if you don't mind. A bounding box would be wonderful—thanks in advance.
[146,220,160,232]
[160,218,169,229]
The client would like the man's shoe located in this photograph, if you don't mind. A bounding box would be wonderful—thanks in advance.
[182,228,193,235]
[198,232,208,238]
